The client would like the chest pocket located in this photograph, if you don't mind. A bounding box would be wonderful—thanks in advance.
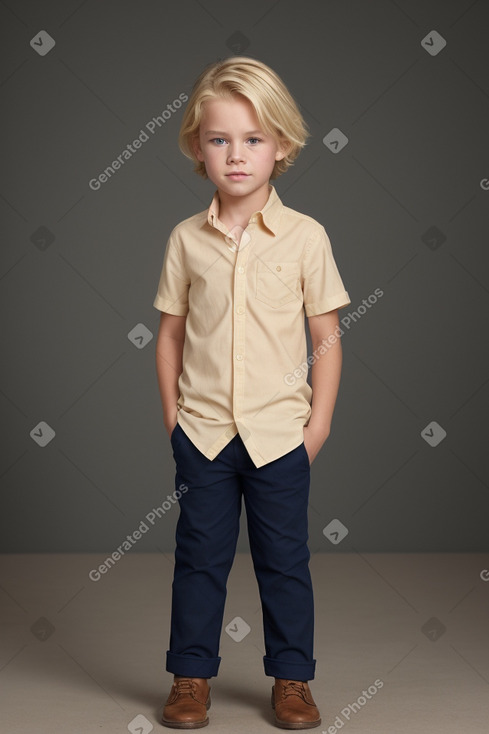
[255,261,301,308]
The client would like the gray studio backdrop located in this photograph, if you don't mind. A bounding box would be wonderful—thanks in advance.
[1,0,488,553]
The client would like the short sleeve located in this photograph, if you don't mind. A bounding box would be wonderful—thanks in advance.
[302,226,351,316]
[153,229,190,315]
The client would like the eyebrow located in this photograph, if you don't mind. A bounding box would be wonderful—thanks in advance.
[204,130,264,136]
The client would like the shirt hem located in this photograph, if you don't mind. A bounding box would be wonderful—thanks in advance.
[304,291,351,317]
[153,296,189,315]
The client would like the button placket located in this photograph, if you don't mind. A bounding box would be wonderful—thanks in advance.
[232,238,250,422]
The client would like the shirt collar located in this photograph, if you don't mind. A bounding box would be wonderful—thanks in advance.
[207,184,283,236]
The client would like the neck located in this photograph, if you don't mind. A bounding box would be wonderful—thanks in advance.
[217,183,271,229]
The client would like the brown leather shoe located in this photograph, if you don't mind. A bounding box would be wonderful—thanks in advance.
[161,676,211,729]
[271,679,321,729]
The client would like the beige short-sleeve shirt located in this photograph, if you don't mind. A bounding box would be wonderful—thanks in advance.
[153,184,350,467]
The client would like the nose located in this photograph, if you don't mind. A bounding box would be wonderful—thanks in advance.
[227,141,246,164]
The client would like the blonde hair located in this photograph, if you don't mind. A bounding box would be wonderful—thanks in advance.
[178,56,309,179]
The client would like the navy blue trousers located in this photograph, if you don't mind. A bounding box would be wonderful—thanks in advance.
[166,421,316,681]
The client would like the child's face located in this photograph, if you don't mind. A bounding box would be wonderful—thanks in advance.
[193,94,287,198]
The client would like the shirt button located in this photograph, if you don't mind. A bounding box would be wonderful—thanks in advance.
[276,265,282,271]
[236,306,244,315]
[236,354,244,361]
[238,266,245,273]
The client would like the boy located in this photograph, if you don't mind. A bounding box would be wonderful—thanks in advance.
[153,56,350,729]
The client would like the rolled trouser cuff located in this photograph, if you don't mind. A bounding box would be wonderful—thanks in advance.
[263,655,316,681]
[166,651,221,678]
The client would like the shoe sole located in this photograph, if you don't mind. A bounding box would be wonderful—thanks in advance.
[160,720,209,730]
[271,691,321,730]
[272,719,322,731]
[161,697,211,729]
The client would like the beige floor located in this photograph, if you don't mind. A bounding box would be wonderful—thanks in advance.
[0,552,488,733]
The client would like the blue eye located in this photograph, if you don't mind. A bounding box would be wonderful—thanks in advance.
[209,137,262,146]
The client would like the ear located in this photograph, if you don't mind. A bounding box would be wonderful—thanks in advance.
[192,135,204,162]
[275,139,291,162]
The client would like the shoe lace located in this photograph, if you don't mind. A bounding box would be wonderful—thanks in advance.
[282,680,306,699]
[174,678,196,695]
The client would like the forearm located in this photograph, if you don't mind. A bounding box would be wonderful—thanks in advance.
[155,313,186,436]
[156,350,181,433]
[308,336,342,437]
[302,310,343,464]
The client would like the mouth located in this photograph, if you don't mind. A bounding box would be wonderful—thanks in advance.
[226,172,250,179]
